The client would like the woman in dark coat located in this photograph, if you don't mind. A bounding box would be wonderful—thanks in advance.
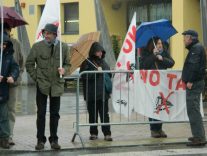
[80,42,112,141]
[140,37,175,138]
[0,34,19,149]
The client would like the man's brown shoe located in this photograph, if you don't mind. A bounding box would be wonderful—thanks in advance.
[151,130,161,138]
[188,137,196,142]
[50,141,61,150]
[35,141,44,150]
[104,135,113,141]
[89,135,98,140]
[186,140,206,147]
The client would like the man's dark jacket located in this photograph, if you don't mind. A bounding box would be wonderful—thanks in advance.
[182,41,206,83]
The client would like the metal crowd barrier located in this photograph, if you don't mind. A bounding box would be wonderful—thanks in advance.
[66,70,207,148]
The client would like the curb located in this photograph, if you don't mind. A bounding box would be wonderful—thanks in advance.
[0,139,188,154]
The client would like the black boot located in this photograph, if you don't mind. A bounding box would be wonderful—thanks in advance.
[50,141,61,150]
[35,141,45,150]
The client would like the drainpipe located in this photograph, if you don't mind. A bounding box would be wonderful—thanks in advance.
[94,0,116,69]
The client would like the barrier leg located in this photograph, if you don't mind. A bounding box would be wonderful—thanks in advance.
[71,132,85,148]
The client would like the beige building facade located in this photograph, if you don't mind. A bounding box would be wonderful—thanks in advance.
[3,0,204,69]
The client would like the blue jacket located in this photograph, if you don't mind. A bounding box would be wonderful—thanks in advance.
[0,40,19,104]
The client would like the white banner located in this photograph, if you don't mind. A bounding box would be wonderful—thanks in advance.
[35,0,60,42]
[112,12,136,117]
[128,70,203,121]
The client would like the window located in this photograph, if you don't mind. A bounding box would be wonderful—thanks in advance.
[128,0,172,26]
[64,3,79,34]
[29,5,35,15]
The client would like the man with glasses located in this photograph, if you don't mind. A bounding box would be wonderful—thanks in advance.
[26,23,70,150]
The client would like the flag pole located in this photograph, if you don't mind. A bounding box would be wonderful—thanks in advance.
[59,2,62,78]
[0,0,4,75]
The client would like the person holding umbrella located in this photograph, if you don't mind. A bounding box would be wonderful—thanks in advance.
[182,30,206,147]
[1,23,24,145]
[26,23,70,150]
[0,33,19,149]
[80,42,113,141]
[140,37,175,138]
[136,19,177,138]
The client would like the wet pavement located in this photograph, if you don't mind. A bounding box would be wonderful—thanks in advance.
[14,85,86,116]
[1,85,207,155]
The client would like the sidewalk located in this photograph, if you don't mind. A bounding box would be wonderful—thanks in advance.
[1,113,206,152]
[0,85,207,152]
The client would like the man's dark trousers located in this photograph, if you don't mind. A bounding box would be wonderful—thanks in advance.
[186,80,206,141]
[36,86,60,143]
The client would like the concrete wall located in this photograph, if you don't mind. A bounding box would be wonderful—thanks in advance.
[100,0,127,39]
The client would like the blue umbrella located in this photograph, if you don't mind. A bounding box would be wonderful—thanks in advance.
[136,19,177,48]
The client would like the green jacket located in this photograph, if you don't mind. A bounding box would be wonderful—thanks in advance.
[26,40,70,97]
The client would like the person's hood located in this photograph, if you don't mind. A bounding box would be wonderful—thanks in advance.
[89,42,106,59]
[1,33,14,55]
[1,32,10,43]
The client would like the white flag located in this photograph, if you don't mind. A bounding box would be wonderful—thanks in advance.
[35,0,60,42]
[112,12,136,117]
